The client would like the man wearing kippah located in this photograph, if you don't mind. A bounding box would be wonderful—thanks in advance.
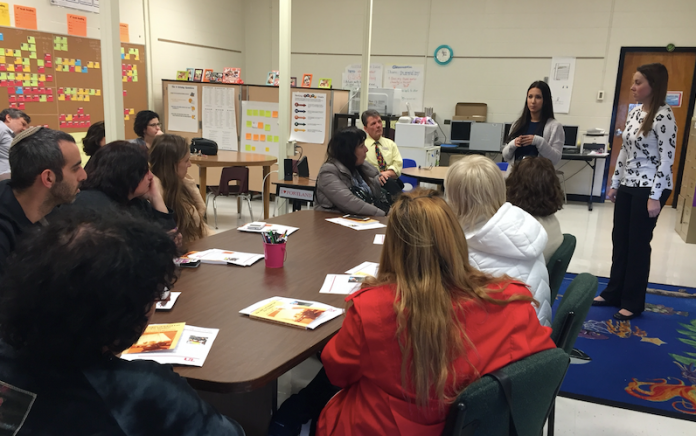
[0,108,30,177]
[0,127,86,273]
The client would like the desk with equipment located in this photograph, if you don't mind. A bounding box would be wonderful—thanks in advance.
[152,210,385,436]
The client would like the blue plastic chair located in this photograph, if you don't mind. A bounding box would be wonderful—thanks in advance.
[400,158,418,191]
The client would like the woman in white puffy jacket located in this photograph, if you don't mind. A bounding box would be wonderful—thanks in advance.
[445,155,552,327]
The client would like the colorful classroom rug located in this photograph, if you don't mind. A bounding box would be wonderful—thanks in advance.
[554,273,696,422]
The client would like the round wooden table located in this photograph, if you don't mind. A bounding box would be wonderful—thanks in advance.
[401,166,450,185]
[191,151,277,219]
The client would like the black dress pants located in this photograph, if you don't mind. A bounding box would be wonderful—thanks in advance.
[600,185,671,314]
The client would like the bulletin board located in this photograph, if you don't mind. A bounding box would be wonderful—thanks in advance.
[121,42,148,139]
[0,26,147,139]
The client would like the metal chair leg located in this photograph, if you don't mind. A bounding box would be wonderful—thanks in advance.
[245,195,254,222]
[547,401,556,436]
[213,195,218,229]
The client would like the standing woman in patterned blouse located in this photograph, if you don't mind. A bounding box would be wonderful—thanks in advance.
[593,63,677,320]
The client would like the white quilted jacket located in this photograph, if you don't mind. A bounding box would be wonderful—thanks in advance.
[464,203,552,327]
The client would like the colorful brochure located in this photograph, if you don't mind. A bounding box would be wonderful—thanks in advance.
[240,297,343,330]
[120,325,219,367]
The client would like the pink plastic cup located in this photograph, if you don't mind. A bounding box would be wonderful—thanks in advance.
[263,241,287,268]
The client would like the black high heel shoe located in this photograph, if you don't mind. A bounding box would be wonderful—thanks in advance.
[613,311,638,321]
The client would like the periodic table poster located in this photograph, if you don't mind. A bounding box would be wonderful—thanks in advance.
[240,100,280,157]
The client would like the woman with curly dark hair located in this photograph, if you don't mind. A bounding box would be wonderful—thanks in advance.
[506,156,564,262]
[82,121,106,157]
[0,208,244,435]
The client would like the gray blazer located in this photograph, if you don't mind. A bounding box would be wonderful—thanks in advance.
[314,159,386,217]
[502,118,565,165]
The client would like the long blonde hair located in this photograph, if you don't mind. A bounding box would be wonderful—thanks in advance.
[365,189,532,407]
[149,134,205,242]
[445,155,506,230]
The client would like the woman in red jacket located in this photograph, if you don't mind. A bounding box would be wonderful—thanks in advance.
[316,189,555,436]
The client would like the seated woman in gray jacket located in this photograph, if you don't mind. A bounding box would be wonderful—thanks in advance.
[502,81,565,165]
[315,127,387,217]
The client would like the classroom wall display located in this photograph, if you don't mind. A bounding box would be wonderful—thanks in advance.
[240,100,280,157]
[548,56,576,114]
[383,64,424,113]
[202,86,237,150]
[0,26,147,140]
[167,84,198,133]
[121,42,148,139]
[289,92,326,144]
[341,63,382,90]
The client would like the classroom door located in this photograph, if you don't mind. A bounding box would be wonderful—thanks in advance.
[606,50,696,206]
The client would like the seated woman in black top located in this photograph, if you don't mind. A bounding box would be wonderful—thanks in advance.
[314,127,388,216]
[74,140,176,231]
[0,208,244,435]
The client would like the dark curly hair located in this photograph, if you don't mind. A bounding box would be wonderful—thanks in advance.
[133,110,160,138]
[506,156,564,217]
[81,140,149,204]
[82,121,106,156]
[0,207,178,363]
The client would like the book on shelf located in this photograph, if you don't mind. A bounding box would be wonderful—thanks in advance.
[240,297,343,330]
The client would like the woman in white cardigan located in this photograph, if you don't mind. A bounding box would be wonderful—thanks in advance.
[445,155,552,327]
[502,81,565,165]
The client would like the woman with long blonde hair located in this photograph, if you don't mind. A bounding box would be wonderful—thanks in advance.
[315,189,554,436]
[150,134,210,242]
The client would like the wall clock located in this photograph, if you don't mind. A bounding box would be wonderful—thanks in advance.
[434,45,453,65]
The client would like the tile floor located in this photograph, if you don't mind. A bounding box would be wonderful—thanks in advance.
[208,195,696,435]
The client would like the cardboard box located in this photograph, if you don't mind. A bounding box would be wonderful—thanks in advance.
[452,102,487,122]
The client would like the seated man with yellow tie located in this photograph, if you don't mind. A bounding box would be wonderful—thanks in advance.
[361,110,404,197]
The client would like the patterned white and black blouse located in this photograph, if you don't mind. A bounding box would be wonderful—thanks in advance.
[611,104,678,199]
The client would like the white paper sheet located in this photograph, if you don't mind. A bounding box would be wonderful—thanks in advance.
[548,57,576,114]
[50,0,99,13]
[237,222,299,235]
[187,249,264,266]
[156,292,181,310]
[345,261,379,277]
[319,275,364,295]
[289,92,326,144]
[167,84,198,133]
[373,234,385,245]
[326,217,387,230]
[341,63,383,90]
[120,326,219,367]
[202,86,238,150]
[383,64,425,113]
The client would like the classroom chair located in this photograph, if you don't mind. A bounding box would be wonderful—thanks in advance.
[547,272,598,436]
[400,158,418,191]
[206,166,253,229]
[546,234,577,302]
[441,348,569,436]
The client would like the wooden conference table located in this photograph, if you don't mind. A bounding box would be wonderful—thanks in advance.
[153,210,385,435]
[191,151,277,219]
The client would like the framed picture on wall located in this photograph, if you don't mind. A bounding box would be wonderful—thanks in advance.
[186,68,195,81]
[301,74,312,88]
[266,70,278,86]
[176,70,188,81]
[290,77,297,87]
[202,69,214,83]
[193,69,203,82]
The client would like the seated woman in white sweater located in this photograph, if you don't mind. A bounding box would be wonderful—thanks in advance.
[445,155,552,326]
[506,156,565,263]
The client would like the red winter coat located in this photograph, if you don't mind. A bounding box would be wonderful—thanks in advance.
[317,282,555,436]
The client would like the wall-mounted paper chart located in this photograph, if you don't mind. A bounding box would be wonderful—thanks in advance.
[289,92,326,144]
[202,86,238,150]
[240,101,280,156]
[167,84,198,133]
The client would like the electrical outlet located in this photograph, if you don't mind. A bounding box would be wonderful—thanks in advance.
[597,90,605,101]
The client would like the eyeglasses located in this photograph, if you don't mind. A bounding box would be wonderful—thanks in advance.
[148,123,162,128]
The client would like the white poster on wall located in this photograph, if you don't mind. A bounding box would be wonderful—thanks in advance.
[167,84,198,133]
[341,64,383,90]
[50,0,100,14]
[202,86,238,150]
[240,101,280,157]
[548,56,576,114]
[383,64,425,113]
[289,92,326,144]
